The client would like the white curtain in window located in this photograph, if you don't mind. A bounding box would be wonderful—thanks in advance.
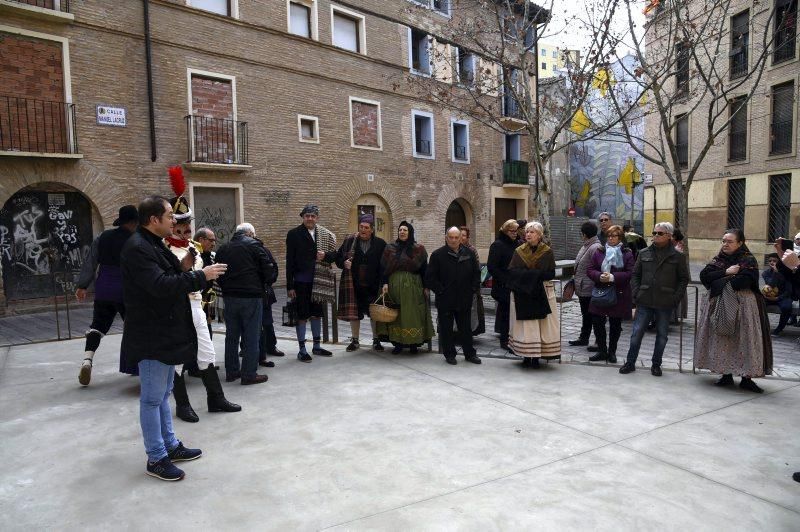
[289,3,311,38]
[191,0,228,16]
[333,13,359,52]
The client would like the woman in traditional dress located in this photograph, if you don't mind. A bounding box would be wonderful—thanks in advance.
[506,221,560,367]
[378,221,435,354]
[586,225,634,364]
[460,226,485,336]
[695,229,772,393]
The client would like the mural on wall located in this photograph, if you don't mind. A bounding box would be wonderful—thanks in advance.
[0,191,93,300]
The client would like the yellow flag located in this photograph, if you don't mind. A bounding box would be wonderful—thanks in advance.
[570,107,592,135]
[592,68,616,96]
[618,157,641,195]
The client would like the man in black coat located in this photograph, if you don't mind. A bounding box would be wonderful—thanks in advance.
[215,223,273,385]
[258,241,284,361]
[487,220,520,351]
[121,196,226,481]
[426,227,482,365]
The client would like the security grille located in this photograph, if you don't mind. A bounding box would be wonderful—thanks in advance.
[676,115,689,168]
[728,98,747,162]
[768,174,791,242]
[729,11,750,79]
[727,178,746,230]
[770,82,795,155]
[774,0,798,64]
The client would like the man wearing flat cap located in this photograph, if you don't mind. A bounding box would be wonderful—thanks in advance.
[285,205,337,362]
[335,214,387,352]
[75,204,139,386]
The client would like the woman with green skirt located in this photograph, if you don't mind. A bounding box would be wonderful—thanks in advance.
[377,221,435,354]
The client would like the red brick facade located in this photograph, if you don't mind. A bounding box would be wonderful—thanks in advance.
[191,75,233,119]
[0,32,64,101]
[190,75,235,163]
[351,100,379,148]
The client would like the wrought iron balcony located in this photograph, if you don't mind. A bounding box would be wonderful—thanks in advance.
[185,115,248,165]
[503,95,523,119]
[7,0,71,12]
[503,160,529,185]
[0,95,78,154]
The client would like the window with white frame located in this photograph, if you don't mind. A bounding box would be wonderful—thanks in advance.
[288,1,317,39]
[409,28,431,75]
[451,119,470,163]
[541,48,547,56]
[505,134,521,161]
[412,110,434,158]
[453,47,476,86]
[187,0,234,17]
[298,115,319,143]
[332,5,366,54]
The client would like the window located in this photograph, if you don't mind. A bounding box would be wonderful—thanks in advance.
[505,134,521,161]
[770,81,795,155]
[730,10,749,79]
[412,110,434,158]
[432,0,450,16]
[675,41,689,97]
[728,97,747,162]
[187,0,233,17]
[541,48,547,56]
[774,0,797,64]
[289,1,317,39]
[451,119,470,163]
[332,6,365,54]
[768,174,792,241]
[349,97,382,150]
[453,47,475,86]
[298,115,319,143]
[552,50,558,58]
[727,178,746,230]
[409,28,431,75]
[675,114,689,168]
[541,62,547,70]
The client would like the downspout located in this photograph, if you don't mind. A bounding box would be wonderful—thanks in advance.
[143,0,157,161]
[533,21,540,202]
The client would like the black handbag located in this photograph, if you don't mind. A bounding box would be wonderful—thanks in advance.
[282,300,298,326]
[591,284,617,307]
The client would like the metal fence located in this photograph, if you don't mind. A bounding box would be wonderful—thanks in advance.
[548,216,590,261]
[0,95,78,154]
[768,174,792,242]
[185,115,248,165]
[8,0,71,12]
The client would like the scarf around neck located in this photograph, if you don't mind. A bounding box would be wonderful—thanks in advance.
[601,243,624,273]
[516,242,551,269]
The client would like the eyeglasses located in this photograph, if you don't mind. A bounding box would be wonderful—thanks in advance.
[599,218,610,222]
[652,231,668,236]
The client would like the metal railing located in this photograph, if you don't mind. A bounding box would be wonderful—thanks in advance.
[768,173,791,242]
[7,0,71,12]
[185,115,248,165]
[454,145,467,160]
[729,49,748,79]
[770,120,793,155]
[503,160,529,185]
[0,95,78,154]
[728,130,747,161]
[415,138,431,156]
[727,178,746,229]
[502,95,523,119]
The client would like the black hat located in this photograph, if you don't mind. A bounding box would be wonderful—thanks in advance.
[169,196,192,222]
[113,205,138,226]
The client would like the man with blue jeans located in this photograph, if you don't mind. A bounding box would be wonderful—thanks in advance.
[620,222,690,376]
[121,195,226,480]
[215,223,273,385]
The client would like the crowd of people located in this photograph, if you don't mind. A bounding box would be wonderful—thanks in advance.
[75,193,794,482]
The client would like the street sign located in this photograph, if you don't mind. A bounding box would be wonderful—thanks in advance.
[96,105,127,127]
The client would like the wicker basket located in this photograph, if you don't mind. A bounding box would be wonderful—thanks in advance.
[370,294,399,323]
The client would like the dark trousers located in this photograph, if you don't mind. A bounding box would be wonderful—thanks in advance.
[438,306,476,358]
[773,298,793,332]
[259,303,277,360]
[223,296,262,378]
[591,314,622,355]
[85,300,125,351]
[577,296,593,341]
[494,298,510,343]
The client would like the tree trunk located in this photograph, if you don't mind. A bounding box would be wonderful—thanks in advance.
[674,183,690,256]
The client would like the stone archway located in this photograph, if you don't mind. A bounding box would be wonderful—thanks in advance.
[333,178,407,238]
[348,193,393,243]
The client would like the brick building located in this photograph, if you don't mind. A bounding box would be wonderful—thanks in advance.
[642,0,799,263]
[0,0,547,311]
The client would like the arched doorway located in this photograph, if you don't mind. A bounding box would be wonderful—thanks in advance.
[445,199,467,230]
[348,193,392,242]
[0,184,97,301]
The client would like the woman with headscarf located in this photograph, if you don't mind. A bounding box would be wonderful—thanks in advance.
[506,221,560,367]
[586,225,634,363]
[695,229,772,393]
[377,221,435,354]
[460,226,485,336]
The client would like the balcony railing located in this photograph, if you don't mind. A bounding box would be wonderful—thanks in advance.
[454,145,467,160]
[185,115,248,165]
[503,160,529,185]
[770,120,793,155]
[7,0,71,12]
[0,95,78,154]
[503,95,523,119]
[415,138,431,156]
[728,130,747,161]
[729,49,748,79]
[774,33,796,64]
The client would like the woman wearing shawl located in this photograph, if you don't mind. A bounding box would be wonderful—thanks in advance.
[377,222,435,354]
[695,229,772,393]
[586,225,634,364]
[506,221,560,367]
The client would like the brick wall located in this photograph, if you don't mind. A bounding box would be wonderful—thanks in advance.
[191,75,233,118]
[351,100,380,148]
[190,75,235,162]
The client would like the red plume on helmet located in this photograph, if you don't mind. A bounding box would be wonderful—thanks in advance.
[168,166,192,221]
[168,166,185,197]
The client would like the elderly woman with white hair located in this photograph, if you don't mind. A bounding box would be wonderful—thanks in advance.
[506,221,560,367]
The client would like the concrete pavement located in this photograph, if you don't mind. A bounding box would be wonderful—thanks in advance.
[1,334,798,530]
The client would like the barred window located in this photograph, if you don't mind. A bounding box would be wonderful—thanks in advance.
[727,178,746,230]
[774,0,797,64]
[730,11,749,79]
[675,41,689,97]
[770,81,795,155]
[728,97,747,161]
[675,114,689,168]
[768,174,791,242]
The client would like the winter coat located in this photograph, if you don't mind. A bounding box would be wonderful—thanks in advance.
[335,234,387,296]
[215,231,276,298]
[426,244,480,311]
[285,224,336,289]
[573,235,602,297]
[121,227,207,366]
[587,246,634,319]
[487,231,518,303]
[631,243,690,309]
[506,243,556,320]
[762,268,792,302]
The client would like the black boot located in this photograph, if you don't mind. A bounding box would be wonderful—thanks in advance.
[714,374,734,386]
[607,338,618,364]
[739,377,764,394]
[201,365,242,413]
[589,343,608,362]
[173,372,199,423]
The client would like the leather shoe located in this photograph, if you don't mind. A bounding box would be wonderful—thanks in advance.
[587,345,600,352]
[312,347,333,357]
[258,360,275,368]
[225,371,241,383]
[445,356,457,365]
[714,374,734,386]
[588,352,608,362]
[266,349,285,357]
[568,338,589,346]
[373,342,384,352]
[346,340,359,352]
[739,377,763,393]
[241,374,268,385]
[465,354,482,364]
[650,365,662,377]
[619,363,636,374]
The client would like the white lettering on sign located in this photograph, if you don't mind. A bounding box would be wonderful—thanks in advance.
[96,105,127,127]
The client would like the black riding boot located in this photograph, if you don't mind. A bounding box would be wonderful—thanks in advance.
[201,364,242,413]
[173,372,199,423]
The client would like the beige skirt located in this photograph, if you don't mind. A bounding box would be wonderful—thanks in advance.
[509,282,561,358]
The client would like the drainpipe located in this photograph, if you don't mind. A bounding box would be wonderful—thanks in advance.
[143,0,157,161]
[533,21,540,202]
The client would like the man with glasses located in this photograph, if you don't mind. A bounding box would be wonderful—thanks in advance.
[619,222,690,376]
[597,212,613,246]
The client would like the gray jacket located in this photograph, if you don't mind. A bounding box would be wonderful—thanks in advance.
[573,236,601,297]
[631,244,690,309]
